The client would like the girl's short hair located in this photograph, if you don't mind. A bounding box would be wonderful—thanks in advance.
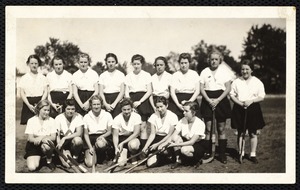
[120,98,133,109]
[241,59,254,70]
[155,96,168,106]
[105,53,118,64]
[78,52,91,65]
[131,54,145,65]
[154,56,170,72]
[26,54,42,66]
[62,98,76,112]
[183,101,199,114]
[178,53,192,63]
[50,55,65,67]
[208,50,223,63]
[35,100,50,115]
[89,95,103,108]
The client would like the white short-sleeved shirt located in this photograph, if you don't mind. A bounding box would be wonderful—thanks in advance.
[19,73,47,97]
[230,76,265,102]
[112,112,142,136]
[55,112,84,136]
[171,70,199,93]
[47,70,72,92]
[83,110,113,135]
[125,70,152,93]
[151,71,172,98]
[148,110,178,136]
[175,117,206,141]
[99,70,125,93]
[25,116,57,136]
[72,68,98,91]
[199,65,231,91]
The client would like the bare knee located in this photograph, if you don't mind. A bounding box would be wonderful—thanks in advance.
[128,139,140,152]
[95,139,106,149]
[180,146,193,157]
[27,157,40,171]
[84,150,94,168]
[72,137,83,146]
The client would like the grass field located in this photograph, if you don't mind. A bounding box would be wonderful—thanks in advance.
[15,95,286,173]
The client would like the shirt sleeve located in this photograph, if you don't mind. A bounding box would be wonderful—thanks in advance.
[82,116,89,130]
[148,113,156,125]
[98,73,104,85]
[170,113,179,126]
[175,119,183,132]
[54,116,61,133]
[193,119,205,137]
[229,80,238,97]
[145,72,152,84]
[18,74,26,89]
[170,72,178,88]
[24,117,34,134]
[107,112,114,127]
[49,118,58,134]
[112,116,121,129]
[257,79,266,99]
[199,70,206,84]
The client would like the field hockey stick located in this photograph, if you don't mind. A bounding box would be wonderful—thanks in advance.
[239,108,248,164]
[46,140,81,173]
[108,152,121,173]
[91,147,96,173]
[124,143,171,173]
[67,155,88,173]
[103,149,146,172]
[201,109,216,164]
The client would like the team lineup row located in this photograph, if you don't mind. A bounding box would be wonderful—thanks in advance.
[19,52,265,172]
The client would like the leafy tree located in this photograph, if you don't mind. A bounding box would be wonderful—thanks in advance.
[34,37,81,74]
[240,24,286,93]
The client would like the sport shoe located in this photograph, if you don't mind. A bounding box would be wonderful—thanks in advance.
[47,162,56,171]
[249,156,258,164]
[131,157,138,165]
[171,162,180,169]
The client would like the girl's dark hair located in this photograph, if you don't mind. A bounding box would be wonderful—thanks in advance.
[89,95,103,109]
[35,100,50,115]
[155,96,168,106]
[50,55,66,67]
[62,98,76,112]
[120,98,133,109]
[241,59,254,70]
[154,56,170,73]
[26,54,42,66]
[178,53,192,63]
[183,101,199,115]
[131,54,145,65]
[105,53,118,64]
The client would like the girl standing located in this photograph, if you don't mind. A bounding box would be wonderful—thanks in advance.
[47,55,73,118]
[124,54,153,146]
[161,101,206,169]
[83,95,113,167]
[169,53,200,119]
[149,56,172,111]
[230,60,265,164]
[55,99,84,167]
[19,55,48,125]
[199,50,232,164]
[72,53,99,116]
[24,100,57,171]
[99,53,125,118]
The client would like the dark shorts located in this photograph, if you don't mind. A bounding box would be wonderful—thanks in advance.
[180,138,206,165]
[24,141,43,159]
[49,91,70,118]
[201,90,231,122]
[104,92,122,118]
[129,92,153,121]
[20,96,41,125]
[76,90,94,116]
[169,93,201,119]
[231,103,265,134]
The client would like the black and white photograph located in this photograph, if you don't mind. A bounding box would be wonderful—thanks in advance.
[5,6,295,183]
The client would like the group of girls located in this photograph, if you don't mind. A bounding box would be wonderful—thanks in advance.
[20,50,265,172]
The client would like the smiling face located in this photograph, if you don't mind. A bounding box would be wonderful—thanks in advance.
[39,105,50,120]
[28,58,39,74]
[106,56,117,72]
[53,59,64,75]
[91,99,101,114]
[241,64,253,80]
[155,102,167,117]
[132,59,142,74]
[121,104,132,119]
[78,57,89,72]
[209,53,221,70]
[64,105,76,118]
[155,59,166,75]
[179,58,189,74]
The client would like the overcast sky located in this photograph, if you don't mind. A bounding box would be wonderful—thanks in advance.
[16,18,285,73]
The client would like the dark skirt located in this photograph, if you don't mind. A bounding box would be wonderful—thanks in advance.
[129,92,154,121]
[76,90,94,116]
[24,141,43,159]
[180,138,206,165]
[231,103,265,134]
[104,92,122,118]
[49,91,70,118]
[201,90,231,122]
[169,93,200,119]
[20,96,41,125]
